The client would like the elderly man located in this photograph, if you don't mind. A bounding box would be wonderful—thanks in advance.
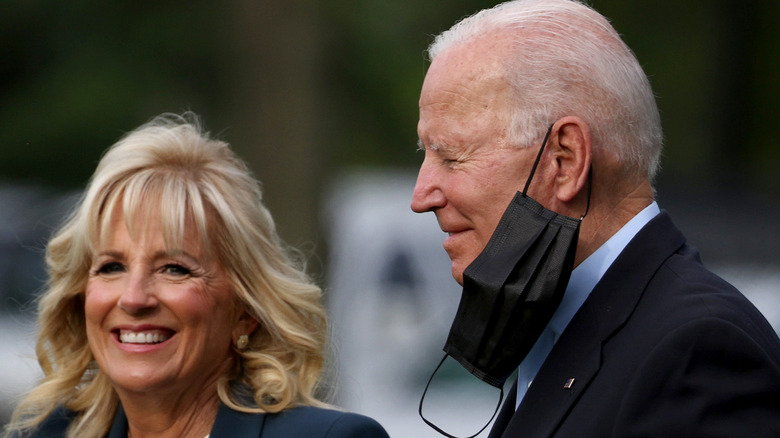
[412,1,780,437]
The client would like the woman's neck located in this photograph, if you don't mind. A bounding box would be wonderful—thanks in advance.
[120,384,221,438]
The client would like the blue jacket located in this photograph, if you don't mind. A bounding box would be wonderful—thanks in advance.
[19,402,389,438]
[488,212,780,437]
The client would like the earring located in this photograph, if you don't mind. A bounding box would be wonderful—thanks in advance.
[236,334,249,350]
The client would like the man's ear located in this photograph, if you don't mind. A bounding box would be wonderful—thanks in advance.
[551,116,592,206]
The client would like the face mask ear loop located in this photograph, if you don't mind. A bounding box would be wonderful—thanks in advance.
[580,164,593,221]
[522,124,555,197]
[419,354,505,438]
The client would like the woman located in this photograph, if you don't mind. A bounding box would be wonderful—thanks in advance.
[5,114,389,438]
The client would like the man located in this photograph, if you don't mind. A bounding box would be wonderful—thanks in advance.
[411,1,780,437]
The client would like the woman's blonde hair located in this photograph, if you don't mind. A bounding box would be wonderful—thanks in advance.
[6,113,329,438]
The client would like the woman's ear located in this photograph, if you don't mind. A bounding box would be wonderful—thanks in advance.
[550,116,592,206]
[233,310,260,342]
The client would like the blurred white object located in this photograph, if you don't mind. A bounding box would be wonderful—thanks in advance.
[0,185,77,424]
[0,316,40,422]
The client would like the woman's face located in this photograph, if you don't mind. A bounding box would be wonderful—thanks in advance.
[85,207,252,399]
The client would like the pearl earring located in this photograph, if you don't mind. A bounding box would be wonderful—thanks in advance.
[236,334,249,350]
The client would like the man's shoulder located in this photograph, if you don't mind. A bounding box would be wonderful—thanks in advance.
[615,212,765,324]
[596,211,778,351]
[609,228,780,363]
[656,243,769,321]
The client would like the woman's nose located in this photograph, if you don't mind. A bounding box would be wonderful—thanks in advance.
[117,270,158,314]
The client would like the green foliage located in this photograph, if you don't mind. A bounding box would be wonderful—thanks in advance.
[319,0,500,169]
[0,0,229,186]
[1,0,778,194]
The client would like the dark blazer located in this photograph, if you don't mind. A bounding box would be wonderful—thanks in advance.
[22,401,389,438]
[488,212,780,438]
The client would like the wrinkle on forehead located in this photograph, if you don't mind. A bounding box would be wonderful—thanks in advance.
[419,33,515,151]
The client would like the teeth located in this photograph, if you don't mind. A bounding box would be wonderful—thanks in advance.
[119,331,171,344]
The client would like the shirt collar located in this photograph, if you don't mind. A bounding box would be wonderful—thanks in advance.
[547,201,660,340]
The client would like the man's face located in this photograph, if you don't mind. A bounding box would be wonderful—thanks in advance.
[412,39,539,284]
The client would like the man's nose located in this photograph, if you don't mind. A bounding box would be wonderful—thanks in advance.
[411,158,445,213]
[118,269,158,314]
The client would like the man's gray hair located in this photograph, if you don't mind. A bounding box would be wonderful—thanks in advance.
[428,0,663,181]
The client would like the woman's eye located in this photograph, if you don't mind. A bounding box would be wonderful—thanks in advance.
[97,262,124,275]
[162,264,191,276]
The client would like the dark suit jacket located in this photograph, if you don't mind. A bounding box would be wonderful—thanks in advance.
[22,401,389,438]
[488,212,780,438]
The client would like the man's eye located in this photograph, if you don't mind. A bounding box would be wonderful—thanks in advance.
[162,264,191,276]
[97,262,124,275]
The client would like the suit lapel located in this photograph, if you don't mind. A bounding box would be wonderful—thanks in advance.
[492,212,686,437]
[107,402,266,438]
[500,304,601,438]
[107,405,128,438]
[210,402,267,438]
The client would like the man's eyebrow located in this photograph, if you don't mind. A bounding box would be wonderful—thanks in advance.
[416,139,443,152]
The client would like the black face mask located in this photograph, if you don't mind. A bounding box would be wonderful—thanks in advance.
[419,125,590,438]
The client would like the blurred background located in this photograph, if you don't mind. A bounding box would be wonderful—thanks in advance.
[1,0,779,436]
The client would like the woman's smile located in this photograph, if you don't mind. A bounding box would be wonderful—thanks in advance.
[84,205,243,396]
[115,327,175,345]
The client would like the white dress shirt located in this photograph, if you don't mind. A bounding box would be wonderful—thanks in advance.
[516,202,660,407]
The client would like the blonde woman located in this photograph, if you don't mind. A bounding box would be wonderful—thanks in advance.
[5,114,388,438]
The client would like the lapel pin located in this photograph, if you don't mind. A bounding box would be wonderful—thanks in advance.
[564,378,575,389]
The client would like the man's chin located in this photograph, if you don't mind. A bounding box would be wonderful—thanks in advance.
[448,249,481,285]
[451,265,465,286]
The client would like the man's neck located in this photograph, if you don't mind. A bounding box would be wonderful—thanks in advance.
[574,180,654,267]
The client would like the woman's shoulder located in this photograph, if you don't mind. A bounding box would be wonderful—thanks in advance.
[261,406,389,438]
[7,406,75,438]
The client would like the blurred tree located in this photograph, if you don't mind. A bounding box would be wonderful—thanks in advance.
[217,0,326,263]
[320,0,498,170]
[594,0,780,193]
[0,1,231,186]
